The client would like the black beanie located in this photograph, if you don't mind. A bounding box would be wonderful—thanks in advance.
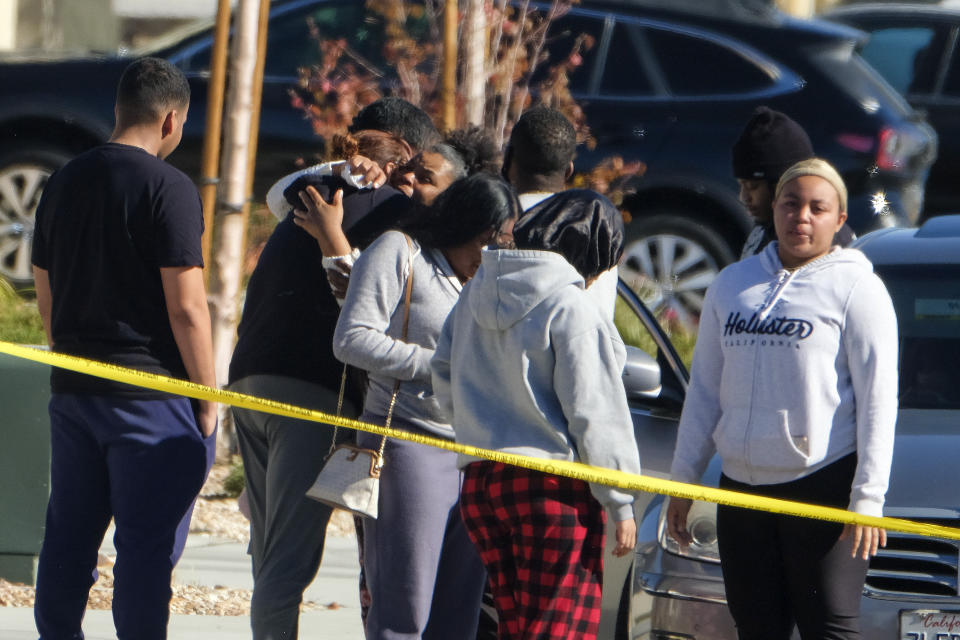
[513,189,624,280]
[731,106,814,181]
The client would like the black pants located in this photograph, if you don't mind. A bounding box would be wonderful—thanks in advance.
[717,454,869,640]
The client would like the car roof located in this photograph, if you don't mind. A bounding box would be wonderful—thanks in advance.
[855,215,960,265]
[560,0,866,44]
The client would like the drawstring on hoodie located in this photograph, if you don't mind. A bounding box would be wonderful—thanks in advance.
[758,268,800,322]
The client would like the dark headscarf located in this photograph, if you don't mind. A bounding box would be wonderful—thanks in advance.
[513,189,624,279]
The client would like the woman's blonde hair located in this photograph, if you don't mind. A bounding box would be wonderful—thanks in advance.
[774,158,848,213]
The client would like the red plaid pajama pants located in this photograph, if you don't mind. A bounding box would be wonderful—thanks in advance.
[460,461,606,640]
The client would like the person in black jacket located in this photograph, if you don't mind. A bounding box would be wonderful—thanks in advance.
[227,99,434,640]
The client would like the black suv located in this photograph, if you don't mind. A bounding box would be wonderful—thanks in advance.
[824,2,960,220]
[0,0,937,320]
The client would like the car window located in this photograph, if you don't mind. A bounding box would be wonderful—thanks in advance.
[615,293,694,371]
[600,23,654,96]
[858,26,945,96]
[540,13,603,95]
[264,4,383,79]
[178,4,414,78]
[875,265,960,410]
[643,27,772,96]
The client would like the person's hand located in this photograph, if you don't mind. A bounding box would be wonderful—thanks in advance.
[197,401,218,438]
[613,518,637,557]
[293,187,344,242]
[839,524,886,560]
[337,154,387,188]
[326,263,351,300]
[666,497,694,547]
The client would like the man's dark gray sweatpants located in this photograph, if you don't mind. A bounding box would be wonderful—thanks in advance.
[231,375,355,640]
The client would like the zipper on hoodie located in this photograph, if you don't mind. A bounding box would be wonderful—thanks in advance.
[741,268,794,483]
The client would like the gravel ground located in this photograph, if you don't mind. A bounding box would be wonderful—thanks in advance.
[0,463,356,615]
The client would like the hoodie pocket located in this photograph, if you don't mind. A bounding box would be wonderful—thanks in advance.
[777,409,810,463]
[747,409,811,473]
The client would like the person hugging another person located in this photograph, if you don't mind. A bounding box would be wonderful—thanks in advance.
[667,159,898,640]
[228,98,434,640]
[330,172,521,639]
[432,189,642,640]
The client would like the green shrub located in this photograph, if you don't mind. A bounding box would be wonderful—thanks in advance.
[223,460,246,498]
[0,283,46,345]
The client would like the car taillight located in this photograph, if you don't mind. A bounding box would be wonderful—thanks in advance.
[876,127,904,171]
[836,127,908,172]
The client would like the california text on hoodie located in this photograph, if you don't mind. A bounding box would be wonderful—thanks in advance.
[670,242,898,517]
[432,249,642,522]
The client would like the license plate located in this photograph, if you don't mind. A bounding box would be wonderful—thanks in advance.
[900,610,960,639]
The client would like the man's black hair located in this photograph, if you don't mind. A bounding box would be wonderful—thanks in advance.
[348,97,440,152]
[506,106,576,178]
[115,57,191,127]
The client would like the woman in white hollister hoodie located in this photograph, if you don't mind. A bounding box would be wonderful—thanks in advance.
[432,190,642,640]
[667,159,898,640]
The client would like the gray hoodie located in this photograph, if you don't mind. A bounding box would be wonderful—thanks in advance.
[334,231,462,438]
[670,243,898,517]
[432,249,642,521]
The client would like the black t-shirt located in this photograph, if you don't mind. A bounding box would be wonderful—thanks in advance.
[228,176,409,401]
[32,143,204,397]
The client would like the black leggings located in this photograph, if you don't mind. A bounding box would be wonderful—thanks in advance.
[716,454,869,640]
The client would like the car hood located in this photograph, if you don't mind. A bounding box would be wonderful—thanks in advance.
[884,410,960,512]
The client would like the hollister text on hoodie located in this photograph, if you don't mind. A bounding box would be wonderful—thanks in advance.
[670,243,898,517]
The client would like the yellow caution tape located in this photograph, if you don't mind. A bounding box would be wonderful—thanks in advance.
[2,339,959,541]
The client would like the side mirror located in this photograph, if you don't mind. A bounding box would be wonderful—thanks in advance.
[622,345,662,401]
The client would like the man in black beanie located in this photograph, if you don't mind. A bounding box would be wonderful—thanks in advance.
[731,106,853,257]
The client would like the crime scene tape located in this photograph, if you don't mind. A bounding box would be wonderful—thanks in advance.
[2,339,959,541]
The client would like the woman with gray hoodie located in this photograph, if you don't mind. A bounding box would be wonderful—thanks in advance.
[667,159,898,640]
[432,190,642,640]
[332,172,520,640]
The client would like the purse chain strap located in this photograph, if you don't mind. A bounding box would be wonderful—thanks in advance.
[326,234,416,474]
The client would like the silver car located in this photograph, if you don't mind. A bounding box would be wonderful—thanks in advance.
[625,215,960,640]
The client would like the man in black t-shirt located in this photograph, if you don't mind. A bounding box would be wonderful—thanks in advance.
[31,57,216,640]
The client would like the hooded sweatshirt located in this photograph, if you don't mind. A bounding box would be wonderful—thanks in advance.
[334,231,463,438]
[670,243,898,517]
[432,249,642,522]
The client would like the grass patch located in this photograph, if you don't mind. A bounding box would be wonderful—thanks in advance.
[0,282,45,345]
[614,297,696,370]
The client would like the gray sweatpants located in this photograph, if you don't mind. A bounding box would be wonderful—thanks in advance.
[231,375,355,640]
[358,415,486,640]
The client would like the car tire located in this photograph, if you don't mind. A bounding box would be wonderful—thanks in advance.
[0,146,72,288]
[621,213,736,329]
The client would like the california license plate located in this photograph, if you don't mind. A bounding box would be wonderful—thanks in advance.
[900,610,960,639]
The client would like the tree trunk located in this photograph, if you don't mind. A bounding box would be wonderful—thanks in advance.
[461,0,486,126]
[207,0,260,458]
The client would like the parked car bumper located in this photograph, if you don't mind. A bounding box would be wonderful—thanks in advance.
[635,545,943,640]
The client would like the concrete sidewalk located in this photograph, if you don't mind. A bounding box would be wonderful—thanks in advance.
[0,531,365,639]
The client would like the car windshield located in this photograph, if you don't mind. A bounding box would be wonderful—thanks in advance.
[877,264,960,410]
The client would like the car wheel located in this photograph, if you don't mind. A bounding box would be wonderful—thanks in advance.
[0,147,71,288]
[621,213,736,329]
